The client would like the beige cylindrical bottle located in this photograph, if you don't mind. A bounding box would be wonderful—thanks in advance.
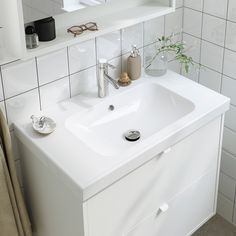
[127,45,141,80]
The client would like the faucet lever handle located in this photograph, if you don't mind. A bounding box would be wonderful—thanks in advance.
[107,63,116,70]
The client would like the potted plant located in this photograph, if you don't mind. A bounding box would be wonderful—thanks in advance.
[145,34,196,76]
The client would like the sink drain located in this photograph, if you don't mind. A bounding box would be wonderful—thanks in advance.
[124,130,141,142]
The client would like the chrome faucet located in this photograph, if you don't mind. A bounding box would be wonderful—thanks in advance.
[97,58,119,98]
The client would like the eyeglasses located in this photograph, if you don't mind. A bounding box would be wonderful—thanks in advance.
[67,22,98,37]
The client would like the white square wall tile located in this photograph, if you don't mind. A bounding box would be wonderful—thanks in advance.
[217,193,234,223]
[183,8,202,38]
[182,33,201,63]
[222,76,236,106]
[167,33,182,49]
[168,60,181,74]
[223,127,236,156]
[0,69,4,101]
[143,43,157,69]
[68,39,96,74]
[108,57,122,80]
[37,48,69,85]
[221,150,236,180]
[144,16,164,46]
[228,0,236,22]
[204,0,228,19]
[96,30,121,61]
[201,41,224,73]
[1,59,38,99]
[40,77,70,110]
[226,21,236,52]
[225,105,236,131]
[184,0,203,11]
[5,89,40,128]
[121,23,143,55]
[176,0,183,8]
[199,67,222,92]
[224,49,236,79]
[165,8,183,36]
[182,68,199,82]
[70,67,97,97]
[218,172,236,202]
[202,14,226,47]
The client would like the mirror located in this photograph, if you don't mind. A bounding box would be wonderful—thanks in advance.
[22,0,106,24]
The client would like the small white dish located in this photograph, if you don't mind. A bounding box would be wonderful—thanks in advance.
[31,115,56,135]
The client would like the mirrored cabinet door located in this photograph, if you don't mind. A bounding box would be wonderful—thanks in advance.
[22,0,107,24]
[0,0,25,65]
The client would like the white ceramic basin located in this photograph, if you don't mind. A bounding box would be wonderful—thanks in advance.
[14,71,230,200]
[65,83,195,156]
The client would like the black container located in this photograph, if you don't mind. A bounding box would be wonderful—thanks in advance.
[35,17,56,42]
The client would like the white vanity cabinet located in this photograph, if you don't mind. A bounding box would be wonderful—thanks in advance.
[84,117,222,236]
[18,115,223,236]
[15,72,229,236]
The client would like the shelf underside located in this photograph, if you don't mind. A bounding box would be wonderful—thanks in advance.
[24,2,174,59]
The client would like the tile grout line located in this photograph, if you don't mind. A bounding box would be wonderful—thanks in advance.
[184,30,236,56]
[142,22,145,68]
[220,170,236,185]
[220,0,230,94]
[224,124,236,134]
[95,37,99,81]
[183,32,236,81]
[183,33,236,81]
[180,4,185,75]
[232,182,236,222]
[222,148,236,162]
[196,2,204,83]
[184,5,235,23]
[35,57,42,111]
[66,46,72,98]
[119,28,123,62]
[218,190,235,205]
[0,66,9,123]
[142,21,145,69]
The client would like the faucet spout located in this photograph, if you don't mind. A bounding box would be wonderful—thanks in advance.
[104,74,120,89]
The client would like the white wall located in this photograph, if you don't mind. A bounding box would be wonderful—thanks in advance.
[183,0,236,224]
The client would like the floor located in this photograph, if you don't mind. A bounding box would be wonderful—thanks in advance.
[193,214,236,236]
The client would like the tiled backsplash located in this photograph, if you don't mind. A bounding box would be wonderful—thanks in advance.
[0,4,184,129]
[183,0,236,224]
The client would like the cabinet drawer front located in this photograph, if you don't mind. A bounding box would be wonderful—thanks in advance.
[124,170,216,236]
[85,118,221,236]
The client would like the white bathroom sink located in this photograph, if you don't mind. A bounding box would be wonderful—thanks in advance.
[14,71,230,200]
[65,83,195,156]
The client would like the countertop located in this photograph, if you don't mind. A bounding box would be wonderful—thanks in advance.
[14,71,230,201]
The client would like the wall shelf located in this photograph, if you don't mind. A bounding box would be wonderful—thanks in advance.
[25,1,175,59]
[0,0,175,64]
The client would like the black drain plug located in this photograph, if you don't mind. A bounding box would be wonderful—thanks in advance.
[124,130,141,142]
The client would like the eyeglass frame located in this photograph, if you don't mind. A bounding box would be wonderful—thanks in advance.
[67,22,98,37]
